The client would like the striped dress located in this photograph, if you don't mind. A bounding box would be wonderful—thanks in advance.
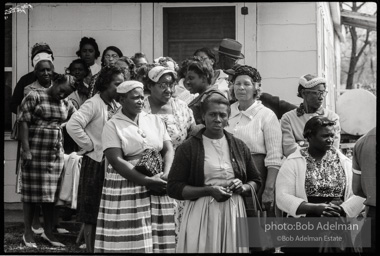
[17,89,76,203]
[94,111,175,253]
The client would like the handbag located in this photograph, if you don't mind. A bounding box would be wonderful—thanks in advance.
[245,182,275,252]
[134,148,165,196]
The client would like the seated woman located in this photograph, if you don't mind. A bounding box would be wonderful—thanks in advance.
[66,66,123,252]
[275,116,365,252]
[168,93,262,253]
[280,74,341,157]
[18,74,77,248]
[94,81,176,253]
[225,65,282,216]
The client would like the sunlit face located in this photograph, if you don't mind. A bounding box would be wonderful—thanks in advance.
[80,44,96,66]
[115,60,131,81]
[186,70,206,94]
[69,63,87,82]
[308,126,335,152]
[302,83,326,110]
[195,51,214,67]
[103,50,120,67]
[233,75,256,102]
[203,102,229,134]
[149,74,175,104]
[34,60,54,86]
[119,88,144,117]
[135,57,148,68]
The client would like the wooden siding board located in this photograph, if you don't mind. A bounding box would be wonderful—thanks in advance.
[257,24,317,52]
[257,51,317,78]
[262,78,303,106]
[258,2,316,25]
[4,186,21,203]
[141,3,154,61]
[112,4,140,31]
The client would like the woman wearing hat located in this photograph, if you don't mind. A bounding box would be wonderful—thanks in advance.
[143,65,195,241]
[11,42,56,114]
[66,66,123,252]
[94,80,176,253]
[280,74,341,157]
[18,74,77,248]
[225,65,283,217]
[143,65,195,150]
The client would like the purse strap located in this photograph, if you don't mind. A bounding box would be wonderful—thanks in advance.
[247,182,263,212]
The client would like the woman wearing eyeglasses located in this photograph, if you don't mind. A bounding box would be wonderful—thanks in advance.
[280,74,341,157]
[88,46,123,97]
[276,116,364,253]
[143,66,195,152]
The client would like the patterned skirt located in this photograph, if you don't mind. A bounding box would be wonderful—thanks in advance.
[94,162,176,253]
[21,126,63,203]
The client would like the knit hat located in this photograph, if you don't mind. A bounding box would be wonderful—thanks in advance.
[117,80,144,94]
[299,74,327,89]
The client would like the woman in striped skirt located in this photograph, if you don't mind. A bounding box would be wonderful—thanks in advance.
[94,80,175,253]
[66,66,123,252]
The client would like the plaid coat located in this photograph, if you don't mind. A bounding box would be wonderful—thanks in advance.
[18,89,76,203]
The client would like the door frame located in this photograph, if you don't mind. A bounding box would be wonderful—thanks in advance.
[152,2,257,67]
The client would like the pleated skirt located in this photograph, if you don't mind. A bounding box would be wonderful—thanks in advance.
[176,194,249,253]
[94,163,175,253]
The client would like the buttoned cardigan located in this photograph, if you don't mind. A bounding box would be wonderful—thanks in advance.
[167,128,262,200]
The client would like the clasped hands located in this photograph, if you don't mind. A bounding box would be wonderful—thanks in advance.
[315,203,346,217]
[210,179,245,202]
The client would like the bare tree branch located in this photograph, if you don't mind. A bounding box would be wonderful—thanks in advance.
[357,2,366,10]
[356,30,371,59]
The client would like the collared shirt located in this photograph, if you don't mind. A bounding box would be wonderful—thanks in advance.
[225,100,283,168]
[102,111,171,158]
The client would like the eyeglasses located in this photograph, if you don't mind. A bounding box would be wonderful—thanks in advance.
[304,89,328,97]
[156,82,175,90]
[104,54,119,60]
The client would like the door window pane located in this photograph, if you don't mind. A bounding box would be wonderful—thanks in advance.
[163,7,235,62]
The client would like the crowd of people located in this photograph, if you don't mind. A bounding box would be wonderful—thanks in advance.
[10,36,375,253]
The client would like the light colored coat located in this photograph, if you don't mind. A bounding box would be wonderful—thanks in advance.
[276,148,365,218]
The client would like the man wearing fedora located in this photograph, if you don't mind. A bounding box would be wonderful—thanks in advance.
[216,38,296,119]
